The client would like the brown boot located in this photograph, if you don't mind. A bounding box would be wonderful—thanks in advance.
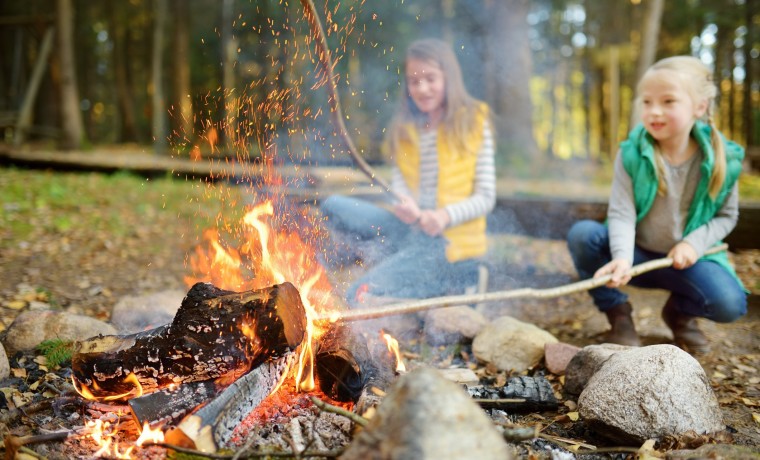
[661,297,710,354]
[603,302,641,346]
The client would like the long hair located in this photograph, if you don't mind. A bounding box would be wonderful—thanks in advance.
[386,38,483,157]
[636,56,725,199]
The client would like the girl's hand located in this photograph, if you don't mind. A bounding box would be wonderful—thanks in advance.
[393,196,421,224]
[594,258,632,288]
[418,209,450,236]
[668,241,698,269]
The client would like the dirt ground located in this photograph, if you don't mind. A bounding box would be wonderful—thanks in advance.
[0,165,758,457]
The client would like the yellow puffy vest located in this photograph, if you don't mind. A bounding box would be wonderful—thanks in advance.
[395,104,489,262]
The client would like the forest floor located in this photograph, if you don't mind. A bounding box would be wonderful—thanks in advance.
[0,154,758,458]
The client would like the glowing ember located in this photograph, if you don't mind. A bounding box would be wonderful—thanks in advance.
[383,332,407,373]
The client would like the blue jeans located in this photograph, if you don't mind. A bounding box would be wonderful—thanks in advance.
[320,195,479,304]
[566,220,746,322]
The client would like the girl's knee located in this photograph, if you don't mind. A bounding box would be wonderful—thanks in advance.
[710,291,747,323]
[567,220,601,254]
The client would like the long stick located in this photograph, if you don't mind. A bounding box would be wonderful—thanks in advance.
[299,0,399,200]
[318,243,729,322]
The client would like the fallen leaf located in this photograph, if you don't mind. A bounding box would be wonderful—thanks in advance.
[753,412,760,425]
[4,300,26,310]
[11,368,27,378]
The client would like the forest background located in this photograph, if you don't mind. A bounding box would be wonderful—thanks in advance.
[1,0,758,179]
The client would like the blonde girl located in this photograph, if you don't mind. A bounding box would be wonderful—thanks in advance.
[567,56,746,353]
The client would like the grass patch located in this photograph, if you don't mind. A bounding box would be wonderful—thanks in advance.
[0,167,241,250]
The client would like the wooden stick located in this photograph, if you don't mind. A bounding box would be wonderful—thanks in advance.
[299,0,399,201]
[318,243,729,322]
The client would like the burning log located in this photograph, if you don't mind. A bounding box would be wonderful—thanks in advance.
[71,281,307,400]
[163,353,296,453]
[128,380,220,428]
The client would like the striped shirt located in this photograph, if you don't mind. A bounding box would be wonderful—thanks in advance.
[390,121,496,226]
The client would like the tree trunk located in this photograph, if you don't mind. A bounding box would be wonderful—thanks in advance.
[631,0,664,128]
[484,0,539,159]
[743,0,756,147]
[110,2,140,143]
[55,0,84,150]
[173,0,193,143]
[221,0,237,150]
[152,0,168,154]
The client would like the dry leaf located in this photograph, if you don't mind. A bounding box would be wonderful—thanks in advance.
[11,368,27,378]
[4,300,26,310]
[752,412,760,425]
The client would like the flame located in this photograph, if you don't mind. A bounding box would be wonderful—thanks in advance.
[382,332,407,373]
[83,419,134,459]
[72,372,144,402]
[135,422,165,446]
[187,198,337,393]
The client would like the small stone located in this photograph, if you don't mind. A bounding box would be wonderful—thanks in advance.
[544,342,581,375]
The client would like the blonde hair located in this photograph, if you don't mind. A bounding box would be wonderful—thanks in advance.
[636,56,726,199]
[386,38,483,157]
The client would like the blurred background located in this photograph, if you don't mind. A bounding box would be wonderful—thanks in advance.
[0,0,757,175]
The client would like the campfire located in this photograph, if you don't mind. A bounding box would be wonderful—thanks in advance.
[67,195,403,455]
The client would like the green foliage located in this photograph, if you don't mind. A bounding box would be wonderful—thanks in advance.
[36,339,74,369]
[739,174,760,201]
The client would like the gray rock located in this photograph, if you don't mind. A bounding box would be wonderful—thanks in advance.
[472,316,558,372]
[578,344,724,445]
[564,343,630,395]
[0,343,9,380]
[423,305,486,346]
[340,366,512,460]
[110,289,186,333]
[2,310,117,355]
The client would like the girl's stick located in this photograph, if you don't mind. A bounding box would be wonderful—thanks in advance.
[318,243,729,323]
[299,0,399,201]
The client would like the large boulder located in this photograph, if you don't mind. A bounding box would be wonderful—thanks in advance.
[578,344,724,445]
[340,366,513,460]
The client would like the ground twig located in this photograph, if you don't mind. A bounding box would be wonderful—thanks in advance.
[310,397,369,427]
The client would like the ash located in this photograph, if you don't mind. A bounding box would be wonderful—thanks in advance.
[226,383,354,454]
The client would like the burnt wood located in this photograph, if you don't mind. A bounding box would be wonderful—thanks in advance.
[71,282,307,400]
[164,353,295,453]
[128,380,220,428]
[470,375,559,412]
[314,324,396,404]
[491,196,760,251]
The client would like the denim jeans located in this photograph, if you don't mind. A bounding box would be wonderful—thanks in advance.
[566,220,746,322]
[320,195,479,304]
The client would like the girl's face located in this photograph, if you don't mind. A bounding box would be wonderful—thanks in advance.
[639,69,707,145]
[406,57,446,123]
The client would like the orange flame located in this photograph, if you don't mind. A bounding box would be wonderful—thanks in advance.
[83,419,134,459]
[187,198,337,392]
[382,332,407,373]
[72,373,144,402]
[135,422,165,446]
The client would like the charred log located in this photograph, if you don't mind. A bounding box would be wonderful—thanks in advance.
[470,375,559,412]
[163,353,296,453]
[71,282,306,400]
[314,325,398,418]
[128,380,220,428]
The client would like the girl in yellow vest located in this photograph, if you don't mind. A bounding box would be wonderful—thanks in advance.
[320,38,496,305]
[567,56,746,353]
